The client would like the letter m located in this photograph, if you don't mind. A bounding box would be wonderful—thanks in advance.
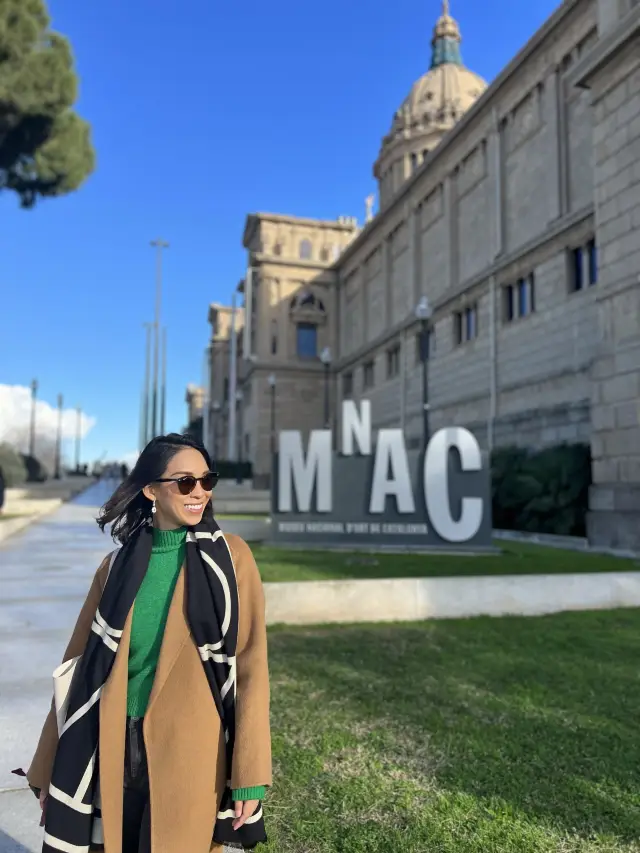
[277,430,332,512]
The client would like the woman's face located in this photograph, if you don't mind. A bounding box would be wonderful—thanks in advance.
[142,447,212,529]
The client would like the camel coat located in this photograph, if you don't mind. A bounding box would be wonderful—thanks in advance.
[26,533,272,853]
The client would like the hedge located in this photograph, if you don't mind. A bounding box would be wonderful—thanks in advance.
[215,460,253,481]
[0,443,28,487]
[491,442,591,537]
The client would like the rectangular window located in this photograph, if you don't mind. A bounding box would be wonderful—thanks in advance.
[363,360,375,389]
[342,372,353,398]
[505,275,535,322]
[588,238,598,285]
[454,312,463,345]
[454,304,478,343]
[517,278,527,317]
[296,323,317,358]
[504,285,515,322]
[270,320,278,355]
[465,305,477,340]
[223,378,229,401]
[529,273,536,312]
[571,247,584,291]
[386,344,400,378]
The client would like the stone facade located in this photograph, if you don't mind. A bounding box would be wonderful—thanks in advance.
[185,384,204,425]
[203,0,640,547]
[573,0,640,549]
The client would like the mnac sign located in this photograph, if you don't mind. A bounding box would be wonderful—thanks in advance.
[270,401,492,549]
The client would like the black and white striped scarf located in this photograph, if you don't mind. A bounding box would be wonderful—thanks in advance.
[42,518,267,852]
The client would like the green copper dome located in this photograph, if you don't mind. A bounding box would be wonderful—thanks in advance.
[430,0,463,68]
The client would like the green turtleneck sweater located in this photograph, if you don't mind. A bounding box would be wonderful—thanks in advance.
[127,526,265,803]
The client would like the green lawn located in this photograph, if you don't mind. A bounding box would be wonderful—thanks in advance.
[262,609,640,853]
[218,513,269,520]
[253,540,640,583]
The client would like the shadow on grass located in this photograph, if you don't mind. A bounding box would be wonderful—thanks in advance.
[268,608,640,842]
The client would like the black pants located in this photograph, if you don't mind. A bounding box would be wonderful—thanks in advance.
[122,717,151,853]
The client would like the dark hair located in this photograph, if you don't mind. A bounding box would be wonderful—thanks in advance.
[97,433,214,544]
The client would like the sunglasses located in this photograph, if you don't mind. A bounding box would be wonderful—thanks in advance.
[154,472,219,495]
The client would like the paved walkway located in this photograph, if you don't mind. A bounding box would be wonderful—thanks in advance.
[0,481,241,852]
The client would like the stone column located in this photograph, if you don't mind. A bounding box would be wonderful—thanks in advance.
[413,205,422,306]
[443,175,455,290]
[361,267,369,347]
[575,2,640,549]
[546,67,563,222]
[383,235,392,327]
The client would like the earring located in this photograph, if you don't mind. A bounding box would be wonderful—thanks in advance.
[151,499,156,515]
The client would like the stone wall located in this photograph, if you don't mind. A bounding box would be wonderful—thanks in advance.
[578,1,640,549]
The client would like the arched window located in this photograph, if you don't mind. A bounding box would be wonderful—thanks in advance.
[410,152,418,172]
[299,239,312,260]
[273,242,282,256]
[320,246,330,262]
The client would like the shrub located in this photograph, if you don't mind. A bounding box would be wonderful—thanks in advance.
[491,443,591,537]
[21,453,49,482]
[215,460,253,480]
[0,443,28,487]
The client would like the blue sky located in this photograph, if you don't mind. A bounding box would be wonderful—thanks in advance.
[0,0,560,464]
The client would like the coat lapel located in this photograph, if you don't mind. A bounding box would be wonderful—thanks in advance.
[146,565,190,715]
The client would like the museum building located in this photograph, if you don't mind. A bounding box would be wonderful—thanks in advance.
[202,0,640,551]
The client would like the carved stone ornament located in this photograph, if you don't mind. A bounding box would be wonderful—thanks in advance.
[289,289,327,326]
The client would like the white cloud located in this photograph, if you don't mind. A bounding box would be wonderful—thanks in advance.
[0,384,96,451]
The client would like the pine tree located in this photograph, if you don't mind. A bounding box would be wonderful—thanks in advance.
[0,0,95,207]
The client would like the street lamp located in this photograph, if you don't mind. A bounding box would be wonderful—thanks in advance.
[267,374,276,456]
[54,394,64,480]
[29,379,38,458]
[212,401,221,459]
[235,389,244,484]
[320,346,331,428]
[149,238,169,438]
[415,296,433,447]
[75,406,82,474]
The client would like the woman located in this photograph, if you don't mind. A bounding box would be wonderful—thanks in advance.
[24,433,272,853]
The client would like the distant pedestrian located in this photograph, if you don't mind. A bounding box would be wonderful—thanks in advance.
[0,464,5,514]
[120,462,129,480]
[21,432,271,853]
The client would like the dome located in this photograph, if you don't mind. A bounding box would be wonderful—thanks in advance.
[374,1,487,207]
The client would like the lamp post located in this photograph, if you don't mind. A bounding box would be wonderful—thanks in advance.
[141,322,153,447]
[75,406,82,473]
[54,393,64,480]
[235,389,244,484]
[320,346,331,428]
[212,401,221,459]
[150,238,169,438]
[267,374,276,455]
[415,296,433,447]
[29,379,38,458]
[160,326,167,436]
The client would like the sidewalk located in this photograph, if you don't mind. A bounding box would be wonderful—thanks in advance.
[0,477,94,544]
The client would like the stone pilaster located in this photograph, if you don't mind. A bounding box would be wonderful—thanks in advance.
[573,2,640,549]
[546,66,563,222]
[383,235,392,327]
